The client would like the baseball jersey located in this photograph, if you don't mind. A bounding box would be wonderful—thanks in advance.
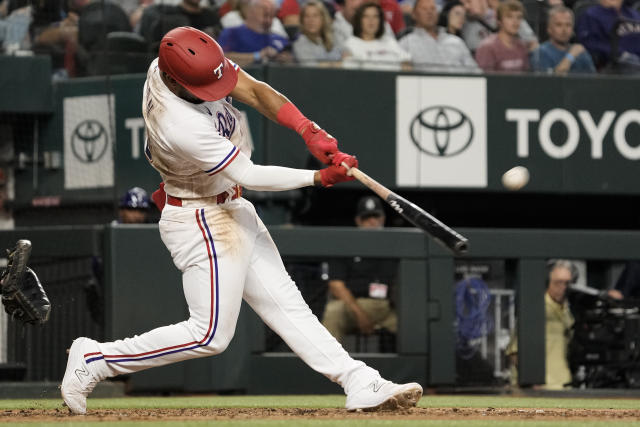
[142,58,251,198]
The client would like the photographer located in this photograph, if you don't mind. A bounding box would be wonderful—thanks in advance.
[507,259,575,389]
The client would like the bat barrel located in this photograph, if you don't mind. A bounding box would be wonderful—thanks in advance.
[453,239,469,255]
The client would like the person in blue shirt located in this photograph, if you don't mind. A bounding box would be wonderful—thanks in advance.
[217,0,292,67]
[530,6,595,75]
[576,0,640,70]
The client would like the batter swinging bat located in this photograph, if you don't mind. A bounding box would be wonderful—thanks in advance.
[342,164,469,255]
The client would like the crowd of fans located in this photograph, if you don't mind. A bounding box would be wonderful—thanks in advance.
[1,0,639,77]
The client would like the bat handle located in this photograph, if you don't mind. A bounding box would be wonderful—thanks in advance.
[341,161,354,176]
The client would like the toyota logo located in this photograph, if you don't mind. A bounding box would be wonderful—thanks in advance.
[71,120,109,163]
[410,106,474,157]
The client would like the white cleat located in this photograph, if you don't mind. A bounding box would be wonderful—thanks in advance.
[345,380,423,411]
[60,337,100,415]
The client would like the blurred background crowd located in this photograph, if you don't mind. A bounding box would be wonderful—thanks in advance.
[1,0,639,78]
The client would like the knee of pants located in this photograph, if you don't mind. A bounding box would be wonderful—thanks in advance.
[200,333,233,355]
[186,318,233,355]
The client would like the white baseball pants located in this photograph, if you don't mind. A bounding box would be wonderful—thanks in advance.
[87,198,379,394]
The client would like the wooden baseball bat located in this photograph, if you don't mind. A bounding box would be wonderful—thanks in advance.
[343,164,469,255]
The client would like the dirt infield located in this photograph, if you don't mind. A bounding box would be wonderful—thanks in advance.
[2,407,640,422]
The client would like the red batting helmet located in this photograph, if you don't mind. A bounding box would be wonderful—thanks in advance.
[158,27,238,102]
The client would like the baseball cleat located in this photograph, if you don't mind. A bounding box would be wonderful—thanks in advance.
[60,337,100,415]
[345,380,423,411]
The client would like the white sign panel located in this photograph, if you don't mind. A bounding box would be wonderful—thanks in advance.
[64,95,115,189]
[396,76,487,187]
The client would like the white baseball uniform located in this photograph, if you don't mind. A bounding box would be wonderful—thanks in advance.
[82,59,380,395]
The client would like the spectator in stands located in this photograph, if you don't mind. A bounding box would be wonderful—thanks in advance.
[293,0,342,63]
[0,0,31,54]
[576,0,640,71]
[530,6,595,74]
[461,0,537,53]
[217,0,292,66]
[438,0,466,37]
[333,0,395,49]
[399,0,479,72]
[506,259,575,389]
[118,187,150,224]
[220,0,289,39]
[342,2,411,70]
[31,0,89,79]
[322,196,398,346]
[475,0,530,72]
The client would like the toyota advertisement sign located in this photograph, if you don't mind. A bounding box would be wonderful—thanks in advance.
[396,76,487,188]
[395,74,640,193]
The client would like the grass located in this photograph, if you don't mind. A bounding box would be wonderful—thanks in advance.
[1,395,639,426]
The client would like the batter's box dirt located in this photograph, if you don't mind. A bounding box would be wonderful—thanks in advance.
[2,407,640,422]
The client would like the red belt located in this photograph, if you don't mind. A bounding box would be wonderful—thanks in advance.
[167,185,242,207]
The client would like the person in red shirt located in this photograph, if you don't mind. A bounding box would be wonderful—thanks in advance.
[474,0,529,72]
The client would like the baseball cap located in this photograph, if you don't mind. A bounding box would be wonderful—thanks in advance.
[120,187,150,209]
[356,196,385,218]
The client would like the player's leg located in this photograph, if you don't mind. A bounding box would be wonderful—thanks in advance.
[242,217,422,410]
[62,203,253,413]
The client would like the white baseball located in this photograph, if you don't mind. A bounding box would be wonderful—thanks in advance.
[502,166,530,191]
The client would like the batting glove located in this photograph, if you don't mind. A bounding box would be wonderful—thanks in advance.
[302,122,338,165]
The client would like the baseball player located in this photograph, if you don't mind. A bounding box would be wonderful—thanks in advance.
[61,26,422,414]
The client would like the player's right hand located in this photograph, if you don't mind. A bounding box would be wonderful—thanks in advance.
[301,122,338,165]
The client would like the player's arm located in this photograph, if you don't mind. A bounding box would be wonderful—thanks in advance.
[221,151,356,190]
[328,279,374,334]
[230,68,338,164]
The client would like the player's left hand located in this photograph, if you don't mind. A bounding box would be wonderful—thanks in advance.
[332,151,357,170]
[318,152,358,187]
[301,122,338,165]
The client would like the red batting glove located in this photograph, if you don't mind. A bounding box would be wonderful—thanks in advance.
[319,153,358,187]
[151,182,166,212]
[331,151,358,169]
[301,122,338,165]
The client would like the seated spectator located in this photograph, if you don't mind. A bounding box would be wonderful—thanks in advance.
[343,2,411,70]
[220,0,289,38]
[217,0,292,66]
[31,0,89,79]
[576,0,640,71]
[438,0,466,37]
[293,0,342,63]
[461,0,536,53]
[399,0,479,72]
[333,0,395,49]
[322,196,398,347]
[0,0,31,54]
[475,0,530,72]
[487,0,537,49]
[530,6,595,74]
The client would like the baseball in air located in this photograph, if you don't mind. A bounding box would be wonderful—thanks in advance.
[502,166,530,191]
